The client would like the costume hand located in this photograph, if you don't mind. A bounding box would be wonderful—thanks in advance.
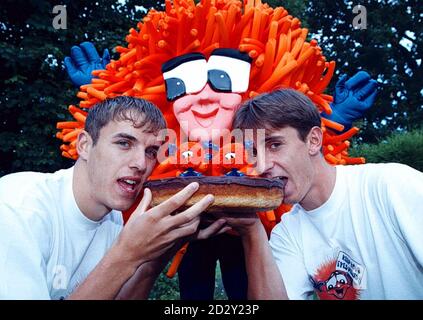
[117,183,214,266]
[322,71,378,131]
[64,41,110,87]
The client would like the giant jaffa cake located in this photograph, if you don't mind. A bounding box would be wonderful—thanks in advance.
[144,176,285,213]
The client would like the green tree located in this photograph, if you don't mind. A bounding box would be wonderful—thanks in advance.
[303,0,422,142]
[350,129,423,171]
[270,0,423,142]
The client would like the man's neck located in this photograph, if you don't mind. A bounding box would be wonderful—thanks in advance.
[73,161,110,222]
[299,158,336,211]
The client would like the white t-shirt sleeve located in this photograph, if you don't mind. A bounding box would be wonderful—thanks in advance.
[0,202,50,299]
[269,219,314,300]
[382,164,423,267]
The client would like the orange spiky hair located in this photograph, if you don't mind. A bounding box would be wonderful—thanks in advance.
[56,0,364,168]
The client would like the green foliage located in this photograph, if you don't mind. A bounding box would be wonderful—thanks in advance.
[350,129,423,171]
[269,0,423,142]
[266,0,308,20]
[149,265,180,300]
[149,263,228,300]
[301,0,422,142]
[214,262,228,300]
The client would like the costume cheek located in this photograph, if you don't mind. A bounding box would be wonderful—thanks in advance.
[220,94,242,110]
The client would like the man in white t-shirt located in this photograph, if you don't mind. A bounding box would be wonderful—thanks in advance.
[227,88,423,300]
[0,96,228,299]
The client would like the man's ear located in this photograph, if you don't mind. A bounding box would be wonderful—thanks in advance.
[76,130,93,161]
[307,126,323,156]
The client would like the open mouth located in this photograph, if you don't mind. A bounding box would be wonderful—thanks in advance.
[191,107,219,128]
[275,176,288,187]
[117,177,141,194]
[334,288,346,298]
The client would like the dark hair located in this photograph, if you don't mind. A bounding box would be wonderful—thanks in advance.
[233,88,321,141]
[85,96,167,145]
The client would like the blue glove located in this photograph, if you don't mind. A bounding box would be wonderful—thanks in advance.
[64,41,110,88]
[322,71,378,131]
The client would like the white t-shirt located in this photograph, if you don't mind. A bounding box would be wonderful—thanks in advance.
[0,167,123,299]
[270,163,423,300]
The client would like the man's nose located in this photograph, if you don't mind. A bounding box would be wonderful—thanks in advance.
[129,151,147,174]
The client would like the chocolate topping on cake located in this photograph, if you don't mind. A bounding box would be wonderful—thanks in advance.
[144,176,285,190]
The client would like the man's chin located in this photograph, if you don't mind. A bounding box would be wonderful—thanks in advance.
[110,196,139,212]
[282,194,297,206]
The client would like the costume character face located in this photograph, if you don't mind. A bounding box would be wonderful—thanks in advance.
[177,141,208,173]
[163,49,251,143]
[314,270,354,300]
[219,143,248,171]
[311,258,359,300]
[324,271,353,299]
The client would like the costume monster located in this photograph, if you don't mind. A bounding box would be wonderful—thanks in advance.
[58,0,377,299]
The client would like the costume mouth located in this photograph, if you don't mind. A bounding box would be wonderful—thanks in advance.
[191,107,219,128]
[333,288,346,299]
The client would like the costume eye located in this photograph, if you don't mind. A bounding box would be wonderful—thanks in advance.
[336,274,348,285]
[208,69,231,92]
[182,150,194,159]
[224,152,236,160]
[162,53,208,101]
[326,275,337,291]
[163,78,186,101]
[207,49,252,93]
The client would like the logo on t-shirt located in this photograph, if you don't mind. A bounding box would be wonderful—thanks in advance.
[310,251,365,300]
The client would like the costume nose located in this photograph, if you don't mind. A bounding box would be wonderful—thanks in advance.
[197,84,215,102]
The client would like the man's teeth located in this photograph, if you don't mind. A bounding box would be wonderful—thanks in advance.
[123,179,137,185]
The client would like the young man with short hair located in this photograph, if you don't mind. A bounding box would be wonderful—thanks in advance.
[0,96,228,299]
[229,88,423,300]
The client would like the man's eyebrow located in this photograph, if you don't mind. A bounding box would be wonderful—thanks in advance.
[112,133,138,141]
[264,135,286,143]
